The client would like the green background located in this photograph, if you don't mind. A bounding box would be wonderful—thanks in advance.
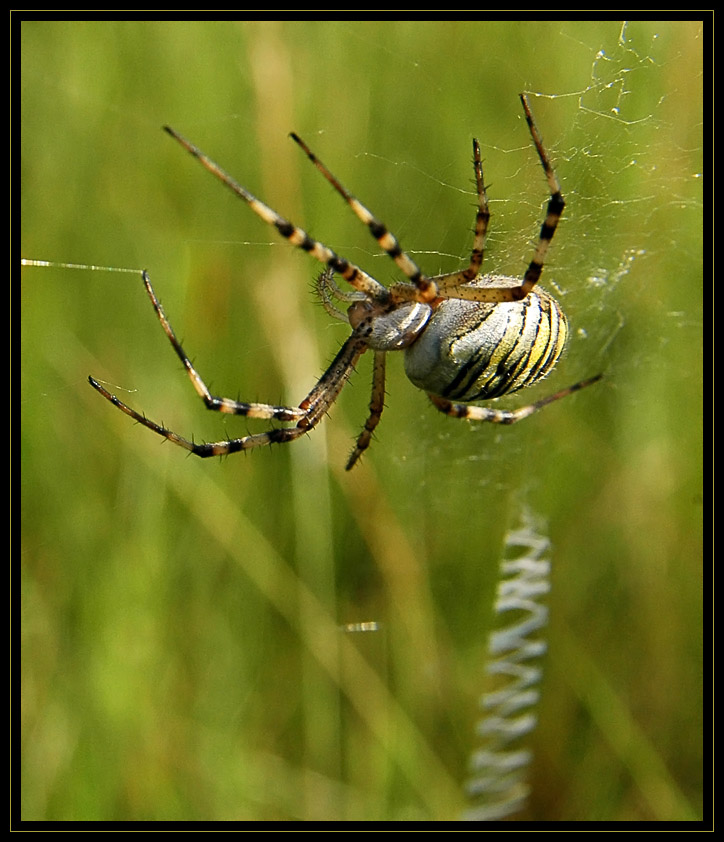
[19,20,703,822]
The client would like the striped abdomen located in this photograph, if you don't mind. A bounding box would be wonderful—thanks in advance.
[404,275,567,401]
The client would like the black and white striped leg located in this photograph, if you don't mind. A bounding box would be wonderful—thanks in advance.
[458,137,491,282]
[436,93,565,305]
[89,271,369,458]
[517,92,566,299]
[87,376,309,456]
[289,133,434,299]
[346,350,387,471]
[427,373,602,424]
[163,126,389,303]
[137,271,306,422]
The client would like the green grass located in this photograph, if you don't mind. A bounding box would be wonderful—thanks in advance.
[19,20,704,822]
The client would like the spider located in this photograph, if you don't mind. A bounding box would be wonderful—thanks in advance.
[90,94,601,470]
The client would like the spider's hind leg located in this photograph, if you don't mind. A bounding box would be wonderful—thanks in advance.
[427,372,603,424]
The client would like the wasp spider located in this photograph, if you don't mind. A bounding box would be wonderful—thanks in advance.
[90,94,601,470]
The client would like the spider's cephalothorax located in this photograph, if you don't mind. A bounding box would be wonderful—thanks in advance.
[90,95,601,470]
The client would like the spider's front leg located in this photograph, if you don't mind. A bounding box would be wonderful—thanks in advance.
[135,271,304,420]
[88,376,308,456]
[89,271,368,458]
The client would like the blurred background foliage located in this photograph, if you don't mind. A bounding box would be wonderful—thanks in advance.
[19,19,703,822]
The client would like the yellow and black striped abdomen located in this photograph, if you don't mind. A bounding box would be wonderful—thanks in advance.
[404,275,567,402]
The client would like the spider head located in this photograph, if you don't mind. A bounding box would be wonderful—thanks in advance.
[348,298,432,351]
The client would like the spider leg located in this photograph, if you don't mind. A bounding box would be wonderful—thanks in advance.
[137,271,305,421]
[290,132,438,303]
[517,93,566,298]
[346,351,387,471]
[457,137,490,282]
[88,376,307,456]
[427,373,602,423]
[296,333,368,427]
[423,137,492,293]
[436,93,565,305]
[89,330,369,458]
[163,126,389,303]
